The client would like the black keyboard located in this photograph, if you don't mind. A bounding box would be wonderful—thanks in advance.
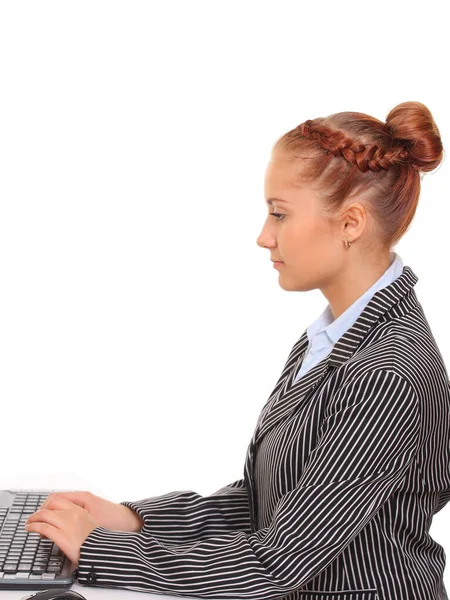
[0,490,75,590]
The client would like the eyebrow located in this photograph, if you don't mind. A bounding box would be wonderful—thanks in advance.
[265,197,290,205]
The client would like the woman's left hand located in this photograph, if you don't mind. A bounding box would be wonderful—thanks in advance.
[25,496,99,567]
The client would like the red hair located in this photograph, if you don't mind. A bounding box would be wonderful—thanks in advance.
[273,101,444,249]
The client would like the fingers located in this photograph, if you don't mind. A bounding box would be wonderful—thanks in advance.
[25,520,76,565]
[27,497,84,531]
[41,491,91,510]
[25,521,60,544]
[26,507,65,531]
[40,496,83,512]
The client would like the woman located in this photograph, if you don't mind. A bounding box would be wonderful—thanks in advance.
[26,101,450,600]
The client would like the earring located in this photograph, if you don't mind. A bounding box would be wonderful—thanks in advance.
[344,238,352,249]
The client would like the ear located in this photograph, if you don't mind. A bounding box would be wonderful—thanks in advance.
[341,203,366,244]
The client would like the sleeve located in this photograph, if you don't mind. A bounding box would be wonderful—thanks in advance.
[77,369,420,599]
[118,478,252,544]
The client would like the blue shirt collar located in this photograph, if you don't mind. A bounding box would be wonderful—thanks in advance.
[307,252,404,346]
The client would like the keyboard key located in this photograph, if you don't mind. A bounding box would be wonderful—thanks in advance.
[3,566,18,573]
[5,513,20,521]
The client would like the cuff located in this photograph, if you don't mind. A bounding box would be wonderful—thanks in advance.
[77,525,143,587]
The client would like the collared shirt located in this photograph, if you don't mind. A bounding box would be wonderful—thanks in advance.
[294,251,404,383]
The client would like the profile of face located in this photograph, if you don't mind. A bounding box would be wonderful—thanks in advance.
[257,151,347,292]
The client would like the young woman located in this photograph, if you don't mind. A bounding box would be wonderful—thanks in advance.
[26,101,450,600]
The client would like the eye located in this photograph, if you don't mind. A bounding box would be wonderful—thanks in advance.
[270,212,285,222]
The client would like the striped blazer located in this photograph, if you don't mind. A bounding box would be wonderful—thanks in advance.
[77,265,450,600]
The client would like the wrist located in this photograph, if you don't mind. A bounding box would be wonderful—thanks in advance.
[128,507,145,531]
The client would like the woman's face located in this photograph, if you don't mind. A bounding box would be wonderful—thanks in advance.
[256,152,344,292]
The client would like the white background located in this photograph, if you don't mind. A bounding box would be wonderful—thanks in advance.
[0,0,449,592]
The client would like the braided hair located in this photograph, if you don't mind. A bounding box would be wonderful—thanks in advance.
[300,119,412,173]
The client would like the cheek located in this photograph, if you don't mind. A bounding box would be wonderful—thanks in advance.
[283,219,338,273]
[284,217,323,252]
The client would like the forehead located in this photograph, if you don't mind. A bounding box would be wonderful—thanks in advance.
[264,156,297,189]
[264,157,299,204]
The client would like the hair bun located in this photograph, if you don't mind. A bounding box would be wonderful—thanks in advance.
[386,101,444,172]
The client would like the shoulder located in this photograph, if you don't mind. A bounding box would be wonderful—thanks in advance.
[325,367,420,418]
[334,305,449,410]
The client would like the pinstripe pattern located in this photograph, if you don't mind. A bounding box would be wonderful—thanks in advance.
[77,265,450,600]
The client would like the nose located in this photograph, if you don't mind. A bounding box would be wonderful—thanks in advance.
[256,218,276,250]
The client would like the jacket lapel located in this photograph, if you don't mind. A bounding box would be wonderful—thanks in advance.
[251,329,309,439]
[254,356,330,444]
[243,330,332,531]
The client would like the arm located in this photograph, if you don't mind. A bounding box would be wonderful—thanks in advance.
[113,336,308,543]
[118,478,252,544]
[113,334,306,544]
[77,369,420,599]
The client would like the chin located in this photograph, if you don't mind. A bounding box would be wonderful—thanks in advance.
[278,276,315,293]
[278,279,299,292]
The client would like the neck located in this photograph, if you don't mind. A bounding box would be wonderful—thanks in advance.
[322,252,394,320]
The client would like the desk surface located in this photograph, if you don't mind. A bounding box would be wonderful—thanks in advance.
[0,583,151,600]
[1,580,164,599]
